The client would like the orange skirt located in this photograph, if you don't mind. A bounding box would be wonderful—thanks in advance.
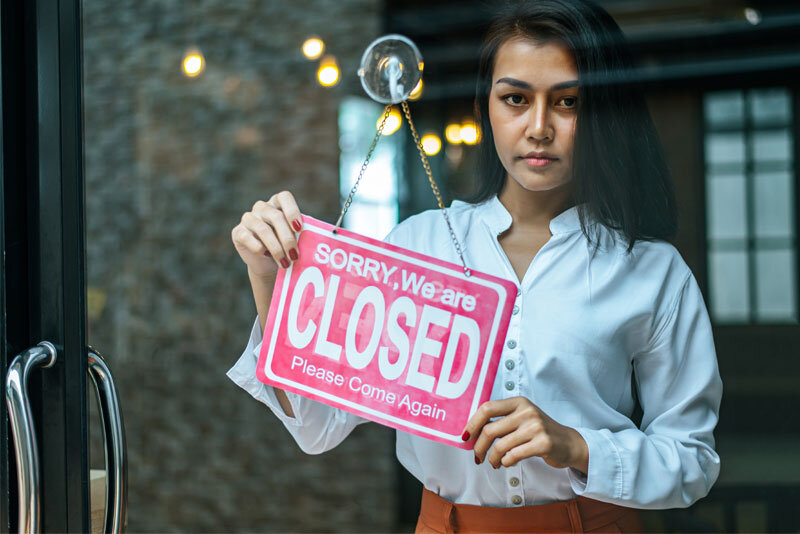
[416,488,644,533]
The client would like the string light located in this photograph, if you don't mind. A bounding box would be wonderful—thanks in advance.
[302,37,325,60]
[409,79,424,100]
[445,123,463,144]
[460,121,480,145]
[317,55,340,87]
[182,48,205,77]
[421,134,442,156]
[378,108,403,135]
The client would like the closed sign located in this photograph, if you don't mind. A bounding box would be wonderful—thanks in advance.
[257,216,515,448]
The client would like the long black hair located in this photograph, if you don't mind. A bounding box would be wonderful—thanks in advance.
[471,0,677,249]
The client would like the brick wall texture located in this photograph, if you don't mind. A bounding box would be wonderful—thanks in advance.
[82,0,398,531]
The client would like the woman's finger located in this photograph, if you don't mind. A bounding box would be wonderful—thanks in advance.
[271,190,303,233]
[256,203,298,264]
[237,227,267,256]
[487,427,537,468]
[473,416,518,465]
[242,211,287,267]
[462,398,519,444]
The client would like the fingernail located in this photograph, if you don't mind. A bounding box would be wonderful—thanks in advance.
[474,455,480,465]
[289,249,299,261]
[293,220,302,232]
[461,431,470,441]
[263,251,271,257]
[280,258,290,269]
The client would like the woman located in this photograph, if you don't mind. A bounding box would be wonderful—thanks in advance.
[228,0,722,531]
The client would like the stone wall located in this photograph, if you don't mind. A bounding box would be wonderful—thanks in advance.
[82,0,398,531]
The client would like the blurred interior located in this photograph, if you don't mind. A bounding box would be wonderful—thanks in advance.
[81,0,800,531]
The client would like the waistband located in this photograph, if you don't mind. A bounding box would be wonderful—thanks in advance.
[417,488,640,533]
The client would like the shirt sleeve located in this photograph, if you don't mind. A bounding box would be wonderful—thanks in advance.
[226,317,368,455]
[567,273,722,509]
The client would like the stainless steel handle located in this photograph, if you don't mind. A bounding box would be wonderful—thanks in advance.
[4,341,58,534]
[88,347,127,534]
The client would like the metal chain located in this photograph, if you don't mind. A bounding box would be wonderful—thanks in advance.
[400,100,471,276]
[334,104,393,232]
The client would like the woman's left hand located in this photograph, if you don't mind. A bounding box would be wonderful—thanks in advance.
[462,397,589,474]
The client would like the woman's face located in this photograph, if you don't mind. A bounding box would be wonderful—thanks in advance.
[488,38,579,193]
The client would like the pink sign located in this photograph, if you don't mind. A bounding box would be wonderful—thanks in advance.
[257,215,516,448]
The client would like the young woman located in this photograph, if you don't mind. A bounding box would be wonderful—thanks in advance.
[228,0,722,531]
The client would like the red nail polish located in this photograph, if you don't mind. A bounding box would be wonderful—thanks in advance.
[289,249,298,261]
[293,220,302,232]
[474,455,480,465]
[280,258,290,269]
[461,431,470,441]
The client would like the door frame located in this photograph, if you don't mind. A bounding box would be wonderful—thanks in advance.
[1,0,89,530]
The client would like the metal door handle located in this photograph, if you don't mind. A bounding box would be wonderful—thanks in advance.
[88,347,127,533]
[4,341,58,534]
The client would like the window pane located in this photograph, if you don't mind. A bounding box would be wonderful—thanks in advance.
[704,91,744,128]
[709,250,750,322]
[339,97,400,203]
[706,132,745,165]
[755,249,796,321]
[707,175,747,240]
[344,202,398,240]
[750,88,791,127]
[754,171,794,238]
[752,129,792,162]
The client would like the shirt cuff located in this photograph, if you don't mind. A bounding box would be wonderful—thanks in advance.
[568,427,624,500]
[226,318,303,427]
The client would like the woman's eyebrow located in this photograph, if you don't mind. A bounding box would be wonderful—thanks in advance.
[495,77,579,90]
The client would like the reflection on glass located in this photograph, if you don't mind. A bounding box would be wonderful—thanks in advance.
[754,172,793,238]
[750,88,791,126]
[755,249,796,321]
[704,91,744,128]
[709,250,750,322]
[752,129,792,162]
[338,97,400,238]
[345,203,399,240]
[705,133,745,165]
[707,175,747,240]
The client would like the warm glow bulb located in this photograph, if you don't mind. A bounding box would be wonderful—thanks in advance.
[460,122,480,145]
[302,37,325,60]
[409,79,423,101]
[421,134,442,156]
[379,108,403,135]
[317,55,340,87]
[182,49,205,77]
[445,123,463,144]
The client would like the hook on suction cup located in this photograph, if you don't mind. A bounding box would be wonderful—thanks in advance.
[358,34,423,104]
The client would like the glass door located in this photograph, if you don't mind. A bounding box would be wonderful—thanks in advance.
[1,0,92,531]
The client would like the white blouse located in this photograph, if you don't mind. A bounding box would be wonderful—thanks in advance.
[228,196,722,509]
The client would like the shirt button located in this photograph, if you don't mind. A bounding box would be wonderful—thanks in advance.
[509,477,520,487]
[516,288,521,297]
[506,339,517,349]
[505,360,515,370]
[512,495,523,505]
[512,305,519,315]
[505,381,515,391]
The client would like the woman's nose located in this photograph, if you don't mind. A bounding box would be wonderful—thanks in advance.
[525,100,553,141]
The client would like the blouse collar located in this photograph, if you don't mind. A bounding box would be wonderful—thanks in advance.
[480,196,583,236]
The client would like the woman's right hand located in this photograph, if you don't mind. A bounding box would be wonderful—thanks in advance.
[231,191,304,279]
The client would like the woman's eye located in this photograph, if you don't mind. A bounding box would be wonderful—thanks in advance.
[503,94,526,106]
[558,96,578,108]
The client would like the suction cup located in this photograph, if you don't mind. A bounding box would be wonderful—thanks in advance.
[358,34,423,104]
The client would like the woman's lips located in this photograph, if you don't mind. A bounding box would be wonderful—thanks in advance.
[521,156,557,168]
